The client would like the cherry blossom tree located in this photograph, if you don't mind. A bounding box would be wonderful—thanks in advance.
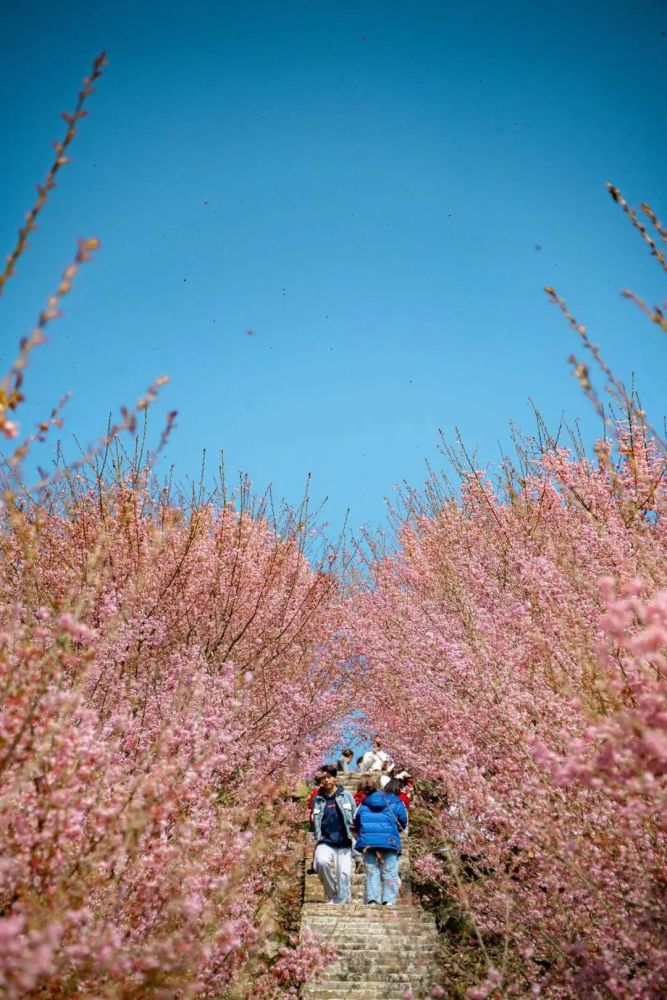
[0,56,354,996]
[347,417,666,997]
[0,457,353,997]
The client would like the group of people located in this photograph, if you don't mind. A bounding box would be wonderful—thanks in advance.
[308,740,413,907]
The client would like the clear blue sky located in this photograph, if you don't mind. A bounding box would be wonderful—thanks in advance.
[1,0,665,538]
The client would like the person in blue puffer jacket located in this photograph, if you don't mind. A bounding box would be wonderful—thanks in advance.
[353,772,408,906]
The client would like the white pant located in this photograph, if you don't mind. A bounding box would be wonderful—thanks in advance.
[314,844,352,903]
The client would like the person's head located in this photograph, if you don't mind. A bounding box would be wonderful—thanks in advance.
[319,764,338,795]
[384,777,402,796]
[342,748,353,761]
[360,773,381,794]
[373,739,382,751]
[356,756,364,768]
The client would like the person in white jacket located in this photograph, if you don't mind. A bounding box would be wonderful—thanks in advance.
[361,739,391,772]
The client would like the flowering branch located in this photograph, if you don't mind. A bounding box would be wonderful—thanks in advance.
[0,238,100,442]
[0,52,107,297]
[607,183,667,273]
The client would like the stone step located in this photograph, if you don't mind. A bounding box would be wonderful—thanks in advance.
[302,981,439,999]
[306,988,421,996]
[304,886,407,909]
[304,901,435,930]
[318,970,438,982]
[304,936,439,950]
[303,991,438,999]
[303,924,437,935]
[302,917,437,931]
[306,988,403,993]
[304,926,438,938]
[302,918,438,938]
[302,991,428,999]
[302,921,438,934]
[303,915,436,926]
[302,921,437,934]
[316,918,436,931]
[309,980,439,996]
[302,904,434,920]
[331,941,436,953]
[323,960,437,977]
[305,919,437,931]
[306,942,439,955]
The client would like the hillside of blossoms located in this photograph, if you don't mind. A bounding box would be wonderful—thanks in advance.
[1,55,665,999]
[348,416,666,997]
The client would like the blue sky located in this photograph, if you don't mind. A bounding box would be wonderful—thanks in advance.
[1,0,665,538]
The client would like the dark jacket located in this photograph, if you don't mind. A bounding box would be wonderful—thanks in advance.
[353,791,408,854]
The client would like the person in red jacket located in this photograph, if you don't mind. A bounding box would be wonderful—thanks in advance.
[354,786,367,808]
[385,776,411,809]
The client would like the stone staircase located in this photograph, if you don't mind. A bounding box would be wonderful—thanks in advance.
[300,772,443,999]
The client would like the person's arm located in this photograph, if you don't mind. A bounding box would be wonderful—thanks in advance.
[340,790,355,839]
[311,797,324,842]
[392,797,408,831]
[309,790,322,834]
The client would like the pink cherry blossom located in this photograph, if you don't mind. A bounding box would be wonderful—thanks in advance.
[345,420,666,998]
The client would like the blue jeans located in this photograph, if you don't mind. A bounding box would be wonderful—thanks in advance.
[364,849,400,904]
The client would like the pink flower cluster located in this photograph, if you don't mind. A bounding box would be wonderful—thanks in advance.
[0,473,350,997]
[346,425,666,998]
[270,929,336,995]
